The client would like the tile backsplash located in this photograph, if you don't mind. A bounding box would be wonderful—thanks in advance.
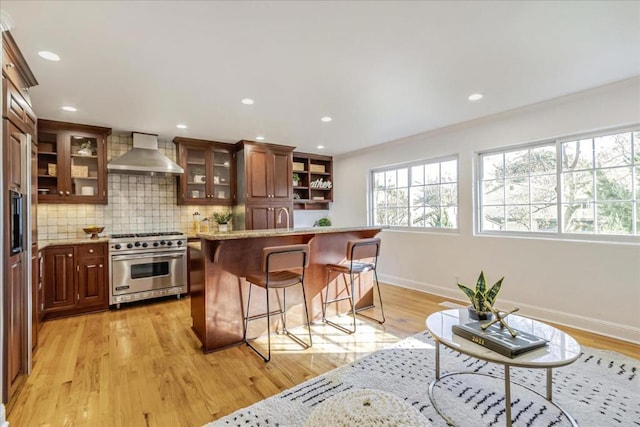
[37,134,229,240]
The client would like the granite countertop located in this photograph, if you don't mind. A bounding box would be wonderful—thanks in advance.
[39,237,110,249]
[196,225,385,241]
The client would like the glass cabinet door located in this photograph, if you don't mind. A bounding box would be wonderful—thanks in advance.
[211,150,232,201]
[69,134,100,198]
[185,147,208,202]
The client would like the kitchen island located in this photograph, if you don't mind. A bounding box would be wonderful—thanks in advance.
[190,226,384,352]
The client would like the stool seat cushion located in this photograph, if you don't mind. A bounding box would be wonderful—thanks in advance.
[247,270,303,288]
[326,261,375,274]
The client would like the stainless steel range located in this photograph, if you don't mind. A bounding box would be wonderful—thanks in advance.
[109,231,187,307]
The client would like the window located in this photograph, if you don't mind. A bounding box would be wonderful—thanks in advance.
[478,128,640,238]
[371,157,458,229]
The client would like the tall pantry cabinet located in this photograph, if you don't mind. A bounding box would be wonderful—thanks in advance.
[1,31,38,404]
[234,141,294,230]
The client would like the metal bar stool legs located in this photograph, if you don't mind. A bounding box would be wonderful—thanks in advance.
[355,266,386,325]
[243,244,312,362]
[322,238,386,334]
[322,268,357,333]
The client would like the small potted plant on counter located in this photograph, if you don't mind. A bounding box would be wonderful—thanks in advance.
[457,271,504,320]
[212,211,233,232]
[293,172,301,187]
[314,217,332,227]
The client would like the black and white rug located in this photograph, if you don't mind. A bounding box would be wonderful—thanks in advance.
[207,331,639,426]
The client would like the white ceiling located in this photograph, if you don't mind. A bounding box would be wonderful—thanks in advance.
[2,1,639,155]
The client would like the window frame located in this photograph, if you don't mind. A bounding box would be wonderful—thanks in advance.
[368,155,459,232]
[476,125,640,243]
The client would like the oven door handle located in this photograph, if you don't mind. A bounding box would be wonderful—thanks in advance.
[111,253,185,261]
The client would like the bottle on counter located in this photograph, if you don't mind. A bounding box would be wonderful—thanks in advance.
[193,211,201,233]
[201,218,210,233]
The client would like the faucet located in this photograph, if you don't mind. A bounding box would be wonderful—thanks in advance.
[277,207,290,231]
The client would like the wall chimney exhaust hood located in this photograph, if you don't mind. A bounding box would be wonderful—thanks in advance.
[108,132,184,175]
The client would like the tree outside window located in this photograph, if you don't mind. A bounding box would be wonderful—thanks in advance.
[480,129,639,238]
[371,157,458,229]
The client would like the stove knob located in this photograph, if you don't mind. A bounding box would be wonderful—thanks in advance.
[115,244,122,250]
[153,242,159,247]
[142,242,148,248]
[127,243,133,249]
[167,241,173,246]
[135,241,141,247]
[177,240,183,246]
[160,240,166,245]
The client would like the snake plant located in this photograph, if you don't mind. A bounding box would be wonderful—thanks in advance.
[457,271,504,312]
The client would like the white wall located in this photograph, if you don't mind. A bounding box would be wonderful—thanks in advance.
[333,77,640,343]
[293,210,331,228]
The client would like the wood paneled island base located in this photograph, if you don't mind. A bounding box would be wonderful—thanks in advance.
[190,226,384,352]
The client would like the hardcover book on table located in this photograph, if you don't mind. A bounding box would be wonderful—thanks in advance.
[452,321,548,358]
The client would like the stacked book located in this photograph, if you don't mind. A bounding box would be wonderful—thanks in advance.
[452,321,548,358]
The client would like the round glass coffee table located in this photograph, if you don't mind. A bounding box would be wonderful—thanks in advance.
[426,309,581,426]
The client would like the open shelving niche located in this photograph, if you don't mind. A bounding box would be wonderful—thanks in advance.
[292,152,333,210]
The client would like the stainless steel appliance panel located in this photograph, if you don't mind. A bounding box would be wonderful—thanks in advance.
[110,251,186,297]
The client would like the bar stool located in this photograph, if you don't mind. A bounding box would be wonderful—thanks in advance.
[322,237,385,334]
[243,244,312,362]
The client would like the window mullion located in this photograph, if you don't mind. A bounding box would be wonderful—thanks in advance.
[556,141,563,235]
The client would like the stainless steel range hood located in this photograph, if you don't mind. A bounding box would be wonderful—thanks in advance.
[107,132,184,175]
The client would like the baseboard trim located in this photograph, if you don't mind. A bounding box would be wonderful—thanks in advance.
[379,274,640,345]
[0,403,7,427]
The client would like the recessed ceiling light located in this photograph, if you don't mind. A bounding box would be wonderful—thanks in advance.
[241,98,254,105]
[176,124,187,129]
[38,50,60,61]
[317,145,325,150]
[255,136,265,141]
[62,106,77,112]
[321,116,332,122]
[468,93,483,101]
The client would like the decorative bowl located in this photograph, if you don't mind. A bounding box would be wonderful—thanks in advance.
[82,226,105,240]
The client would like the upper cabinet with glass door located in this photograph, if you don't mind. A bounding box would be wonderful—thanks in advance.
[174,137,236,205]
[37,120,111,204]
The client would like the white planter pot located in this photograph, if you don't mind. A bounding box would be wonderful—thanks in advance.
[218,223,229,232]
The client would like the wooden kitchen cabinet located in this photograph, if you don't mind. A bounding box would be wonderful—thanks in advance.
[42,243,108,318]
[174,137,236,205]
[6,255,24,400]
[37,119,111,204]
[236,140,294,230]
[245,204,293,230]
[31,244,40,351]
[242,141,293,203]
[42,246,75,311]
[2,30,38,404]
[6,120,23,191]
[292,152,333,210]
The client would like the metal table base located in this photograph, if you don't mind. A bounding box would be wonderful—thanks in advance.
[428,341,578,427]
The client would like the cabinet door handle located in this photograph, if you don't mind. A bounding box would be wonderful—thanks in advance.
[5,62,15,69]
[65,191,70,195]
[59,191,64,196]
[67,254,72,258]
[99,264,103,268]
[89,249,94,253]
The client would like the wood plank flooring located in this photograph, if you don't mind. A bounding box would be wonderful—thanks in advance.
[8,284,639,426]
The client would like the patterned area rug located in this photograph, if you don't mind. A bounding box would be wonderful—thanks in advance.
[208,331,639,426]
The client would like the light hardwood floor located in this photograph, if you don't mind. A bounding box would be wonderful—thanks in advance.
[8,284,639,426]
